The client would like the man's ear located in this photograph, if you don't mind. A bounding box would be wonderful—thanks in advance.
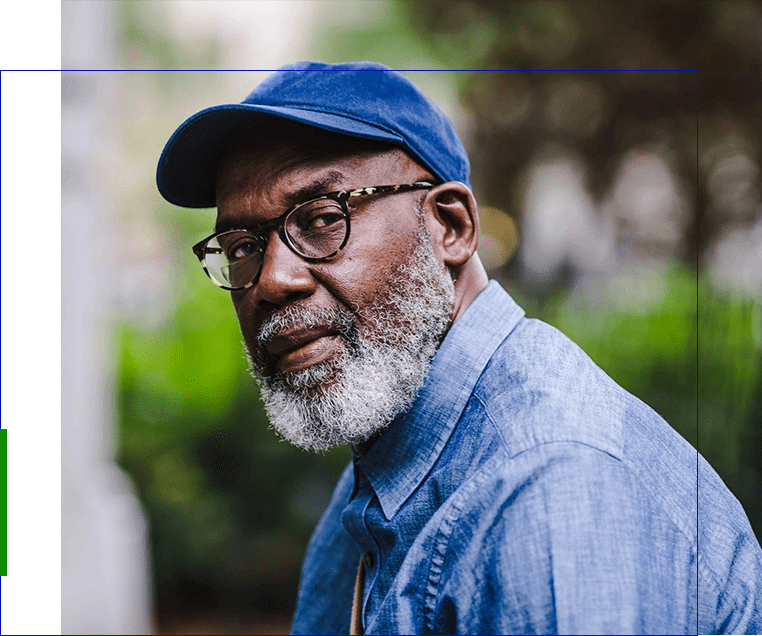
[423,181,480,268]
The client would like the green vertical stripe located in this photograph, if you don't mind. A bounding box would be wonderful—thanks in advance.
[1,429,6,576]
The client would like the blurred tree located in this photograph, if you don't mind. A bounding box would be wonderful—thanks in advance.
[400,0,762,266]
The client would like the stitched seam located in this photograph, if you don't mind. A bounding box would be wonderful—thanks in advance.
[255,102,403,135]
[474,392,510,450]
[463,424,701,563]
[514,438,698,550]
[475,386,695,548]
[421,449,510,632]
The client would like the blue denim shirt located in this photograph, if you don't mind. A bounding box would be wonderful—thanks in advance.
[291,281,762,635]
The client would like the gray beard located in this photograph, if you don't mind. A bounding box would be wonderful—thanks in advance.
[246,228,455,451]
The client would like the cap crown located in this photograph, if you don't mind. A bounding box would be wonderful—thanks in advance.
[157,61,469,207]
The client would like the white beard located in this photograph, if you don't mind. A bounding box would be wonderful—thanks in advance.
[246,228,455,451]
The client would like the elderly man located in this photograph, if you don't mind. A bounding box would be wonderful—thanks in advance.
[157,62,761,635]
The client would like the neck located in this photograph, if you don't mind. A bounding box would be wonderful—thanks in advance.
[450,254,489,324]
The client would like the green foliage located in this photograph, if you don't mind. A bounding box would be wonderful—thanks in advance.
[310,1,436,68]
[696,281,762,472]
[118,1,223,69]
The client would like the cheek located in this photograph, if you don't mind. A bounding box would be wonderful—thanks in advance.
[321,228,419,310]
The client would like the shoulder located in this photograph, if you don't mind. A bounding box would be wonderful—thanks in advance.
[445,317,762,632]
[470,316,703,529]
[427,440,760,634]
[473,316,627,455]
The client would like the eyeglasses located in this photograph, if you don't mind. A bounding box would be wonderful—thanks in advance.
[192,181,434,290]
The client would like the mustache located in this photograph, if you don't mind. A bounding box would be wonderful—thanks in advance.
[256,304,355,349]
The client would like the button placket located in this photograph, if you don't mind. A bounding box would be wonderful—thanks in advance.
[342,467,382,630]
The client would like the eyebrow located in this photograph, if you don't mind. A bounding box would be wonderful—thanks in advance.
[214,170,346,233]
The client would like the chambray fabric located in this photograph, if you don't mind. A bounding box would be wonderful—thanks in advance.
[290,281,762,635]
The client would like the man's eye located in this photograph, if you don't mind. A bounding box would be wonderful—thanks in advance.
[228,239,259,261]
[309,213,343,230]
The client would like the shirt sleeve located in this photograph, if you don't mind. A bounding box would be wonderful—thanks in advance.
[432,441,700,635]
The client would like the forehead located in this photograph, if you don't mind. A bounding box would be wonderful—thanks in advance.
[217,145,402,200]
[214,128,426,225]
[220,132,412,179]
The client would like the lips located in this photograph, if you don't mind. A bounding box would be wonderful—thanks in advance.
[264,326,343,374]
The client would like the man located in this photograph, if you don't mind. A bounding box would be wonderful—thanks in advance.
[157,61,762,634]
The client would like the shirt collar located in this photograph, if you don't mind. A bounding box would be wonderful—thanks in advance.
[355,280,525,520]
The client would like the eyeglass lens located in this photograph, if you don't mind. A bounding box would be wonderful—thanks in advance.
[203,198,348,288]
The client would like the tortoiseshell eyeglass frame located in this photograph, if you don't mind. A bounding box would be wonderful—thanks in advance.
[192,181,435,291]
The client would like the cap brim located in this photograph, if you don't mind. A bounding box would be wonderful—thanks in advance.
[156,103,405,208]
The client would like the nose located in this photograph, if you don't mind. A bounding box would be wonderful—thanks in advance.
[253,230,317,308]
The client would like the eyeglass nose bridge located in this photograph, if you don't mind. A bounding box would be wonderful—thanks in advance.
[255,217,304,277]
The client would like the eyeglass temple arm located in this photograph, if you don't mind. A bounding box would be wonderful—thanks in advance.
[343,181,434,200]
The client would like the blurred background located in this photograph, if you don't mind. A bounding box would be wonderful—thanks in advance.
[61,0,761,633]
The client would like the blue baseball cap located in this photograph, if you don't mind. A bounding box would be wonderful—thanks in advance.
[156,61,470,208]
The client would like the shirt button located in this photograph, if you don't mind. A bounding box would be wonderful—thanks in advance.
[362,551,374,569]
